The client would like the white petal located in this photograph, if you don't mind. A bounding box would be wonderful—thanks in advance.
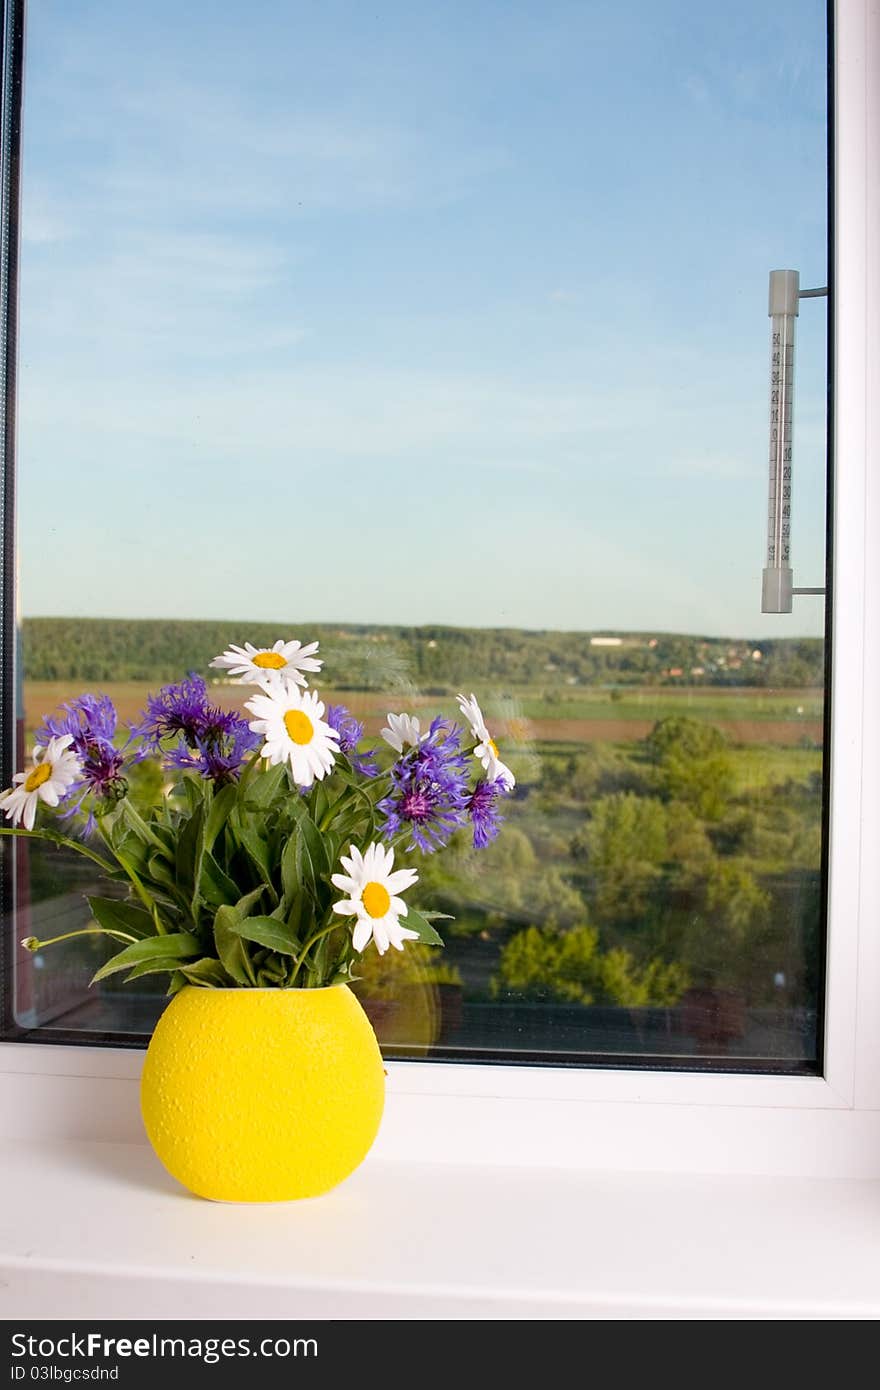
[333,899,360,916]
[389,922,420,950]
[385,867,417,894]
[352,918,373,953]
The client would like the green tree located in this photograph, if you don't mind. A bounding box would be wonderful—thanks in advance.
[572,792,668,923]
[683,859,773,987]
[598,948,690,1008]
[644,716,734,820]
[492,923,602,1004]
[492,923,689,1008]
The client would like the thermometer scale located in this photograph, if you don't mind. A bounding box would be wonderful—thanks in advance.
[761,269,827,614]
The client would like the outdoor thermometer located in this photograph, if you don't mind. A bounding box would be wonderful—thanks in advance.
[761,269,827,614]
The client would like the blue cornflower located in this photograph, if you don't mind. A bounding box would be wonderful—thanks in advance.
[467,776,509,850]
[35,693,128,830]
[133,674,259,781]
[36,693,118,752]
[166,718,259,785]
[326,704,379,778]
[377,717,470,853]
[132,675,212,749]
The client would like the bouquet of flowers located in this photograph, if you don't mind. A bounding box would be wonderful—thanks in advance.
[0,636,515,991]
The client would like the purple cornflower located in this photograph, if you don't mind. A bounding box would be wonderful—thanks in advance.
[467,776,508,850]
[166,718,260,785]
[35,693,128,831]
[37,693,126,798]
[132,675,213,749]
[36,693,118,751]
[326,704,378,778]
[133,674,259,782]
[377,717,469,853]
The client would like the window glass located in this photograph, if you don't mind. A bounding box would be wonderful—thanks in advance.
[4,0,829,1067]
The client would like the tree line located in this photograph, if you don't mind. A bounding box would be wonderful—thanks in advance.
[21,617,825,691]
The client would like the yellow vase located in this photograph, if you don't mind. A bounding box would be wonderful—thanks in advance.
[140,984,385,1202]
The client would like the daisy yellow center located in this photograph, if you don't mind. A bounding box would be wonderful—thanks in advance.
[488,737,499,757]
[24,763,52,793]
[362,882,391,919]
[253,652,287,670]
[283,710,314,745]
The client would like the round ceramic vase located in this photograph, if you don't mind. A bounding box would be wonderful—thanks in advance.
[140,985,385,1202]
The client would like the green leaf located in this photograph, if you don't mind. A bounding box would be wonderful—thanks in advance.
[280,832,300,902]
[179,774,208,818]
[177,958,237,988]
[175,801,206,914]
[87,897,155,940]
[234,825,274,881]
[235,884,268,915]
[291,808,330,891]
[199,851,242,909]
[239,762,288,810]
[120,799,172,856]
[146,853,178,895]
[109,830,152,876]
[255,955,288,987]
[91,931,200,984]
[229,914,300,956]
[310,781,330,827]
[402,907,446,947]
[210,885,266,986]
[123,957,191,982]
[213,907,257,986]
[204,782,238,855]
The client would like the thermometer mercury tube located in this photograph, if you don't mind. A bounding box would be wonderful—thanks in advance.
[762,269,799,613]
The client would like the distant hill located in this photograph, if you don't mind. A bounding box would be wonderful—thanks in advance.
[20,617,825,691]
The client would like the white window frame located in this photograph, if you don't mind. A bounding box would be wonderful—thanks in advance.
[0,0,877,1181]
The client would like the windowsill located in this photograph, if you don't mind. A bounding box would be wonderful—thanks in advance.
[2,1135,878,1320]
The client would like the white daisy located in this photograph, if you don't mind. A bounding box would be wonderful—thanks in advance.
[380,712,425,754]
[456,691,516,790]
[0,736,82,831]
[210,638,322,688]
[331,842,420,956]
[244,680,339,787]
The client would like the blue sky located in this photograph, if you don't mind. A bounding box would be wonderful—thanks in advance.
[17,0,828,637]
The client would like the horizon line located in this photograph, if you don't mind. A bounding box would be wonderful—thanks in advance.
[19,614,825,644]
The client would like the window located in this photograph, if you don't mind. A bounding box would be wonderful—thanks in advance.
[0,0,843,1080]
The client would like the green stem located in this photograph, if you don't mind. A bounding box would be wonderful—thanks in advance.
[318,777,360,834]
[289,918,338,986]
[94,818,167,934]
[120,800,169,854]
[0,825,117,875]
[236,748,267,798]
[23,926,138,952]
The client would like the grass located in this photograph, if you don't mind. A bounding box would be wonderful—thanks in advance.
[727,744,823,794]
[512,688,824,722]
[22,680,825,741]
